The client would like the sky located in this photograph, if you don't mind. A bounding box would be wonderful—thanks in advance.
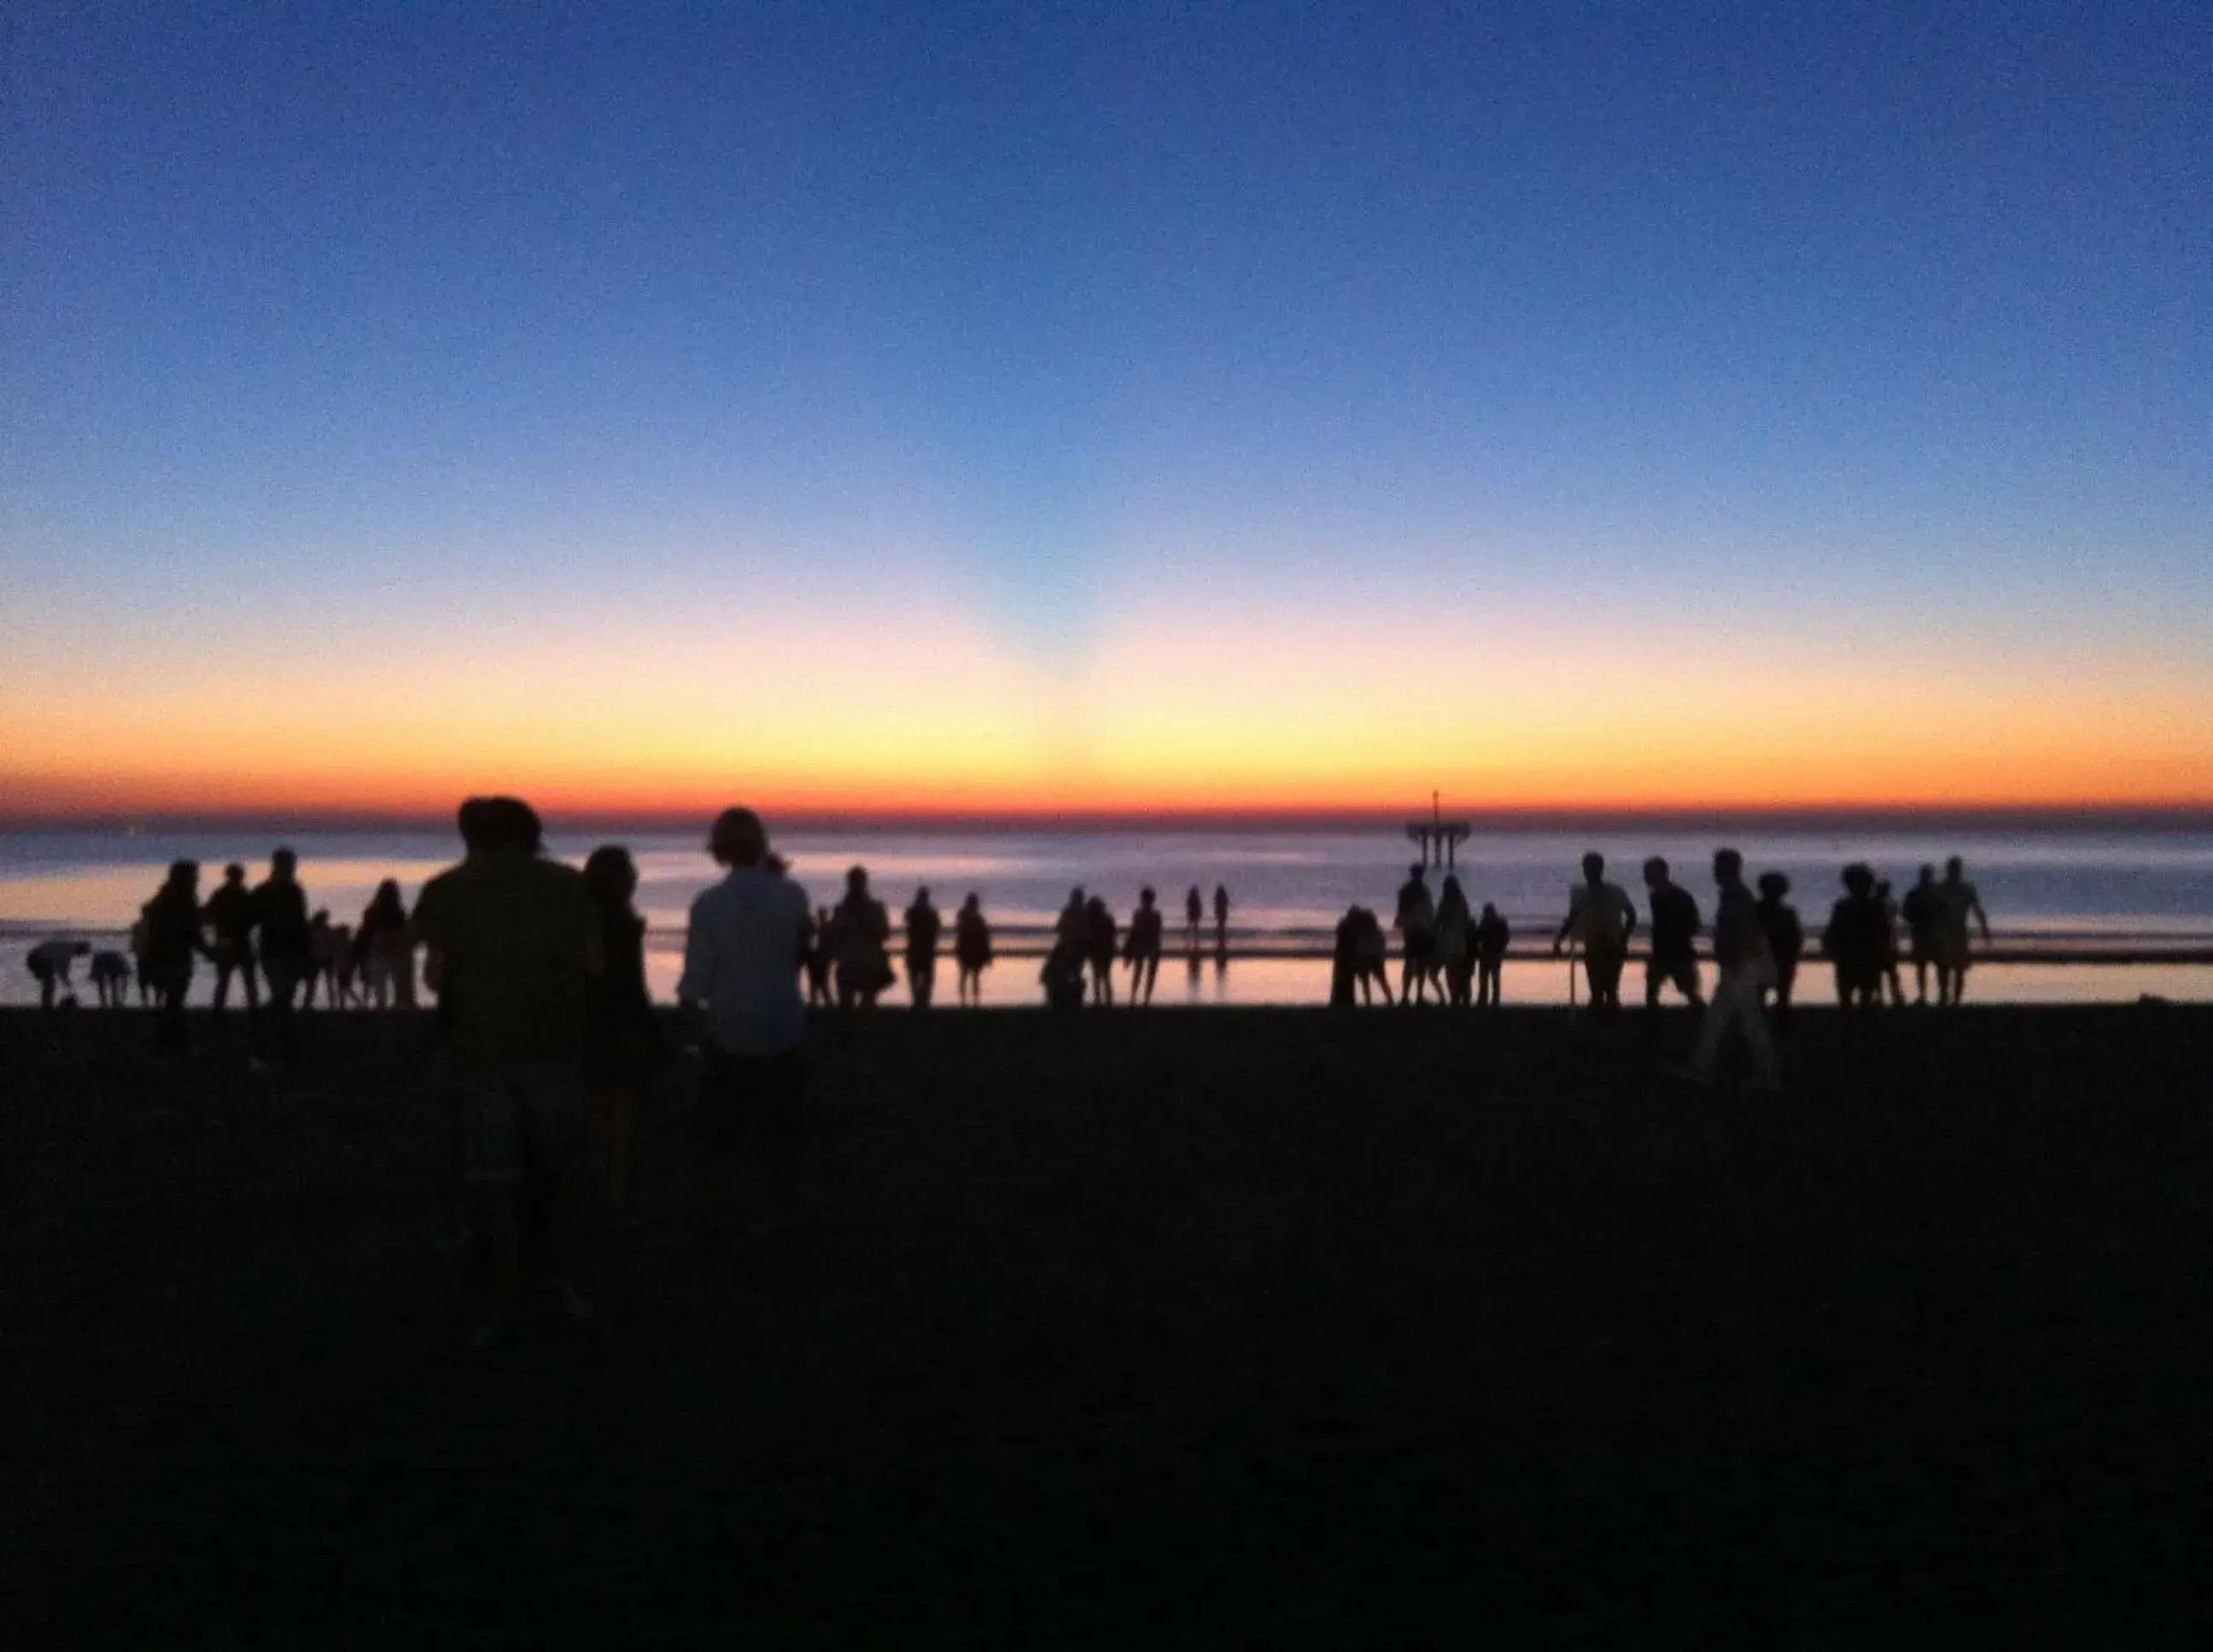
[3,1,2209,820]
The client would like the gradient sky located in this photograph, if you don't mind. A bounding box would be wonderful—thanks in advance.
[3,1,2209,818]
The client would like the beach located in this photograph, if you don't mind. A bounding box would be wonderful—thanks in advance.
[4,1002,2212,1640]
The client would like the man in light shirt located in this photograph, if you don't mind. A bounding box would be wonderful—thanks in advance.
[1552,852,1637,1011]
[679,808,813,1215]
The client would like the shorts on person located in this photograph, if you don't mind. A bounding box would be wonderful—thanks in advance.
[694,1042,807,1162]
[458,1062,588,1185]
[1647,949,1701,999]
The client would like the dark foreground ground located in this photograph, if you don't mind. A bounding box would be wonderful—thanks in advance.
[3,1004,2210,1645]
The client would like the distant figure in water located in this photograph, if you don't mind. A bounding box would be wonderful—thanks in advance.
[904,887,942,1009]
[1756,872,1804,1029]
[251,848,312,1067]
[1085,896,1118,1006]
[1823,863,1889,1009]
[202,863,259,1014]
[1901,864,1941,1004]
[1185,885,1204,949]
[90,949,132,1008]
[1691,849,1778,1091]
[1213,884,1230,954]
[955,893,993,1005]
[1935,856,1991,1007]
[142,861,205,1050]
[583,845,662,1217]
[1554,853,1636,1012]
[1042,931,1088,1010]
[1875,879,1906,1006]
[1124,886,1165,1006]
[1641,857,1704,1013]
[1474,902,1509,1006]
[1434,875,1474,1007]
[26,937,89,1010]
[803,907,835,1008]
[833,867,892,1010]
[1394,863,1435,1005]
[358,879,414,1010]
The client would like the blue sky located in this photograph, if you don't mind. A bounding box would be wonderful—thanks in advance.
[3,1,2208,812]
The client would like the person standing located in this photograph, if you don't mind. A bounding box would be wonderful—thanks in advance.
[832,867,892,1010]
[202,864,260,1015]
[1875,879,1906,1006]
[1084,896,1118,1007]
[1641,857,1705,1013]
[1124,886,1165,1006]
[141,861,206,1051]
[1755,873,1804,1030]
[412,796,596,1347]
[1474,903,1510,1007]
[1553,853,1637,1011]
[1434,875,1474,1007]
[358,879,415,1010]
[1691,849,1779,1090]
[1185,885,1204,950]
[1823,863,1889,1009]
[903,887,943,1009]
[583,846,662,1218]
[1212,884,1231,954]
[1394,864,1436,1005]
[1935,855,1992,1006]
[1901,865,1941,1004]
[954,893,993,1005]
[250,849,312,1067]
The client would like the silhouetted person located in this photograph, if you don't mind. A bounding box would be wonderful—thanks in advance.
[1213,884,1230,954]
[1434,875,1474,1006]
[954,893,993,1006]
[1185,885,1204,949]
[1474,903,1509,1006]
[1124,886,1165,1005]
[1057,886,1089,949]
[1084,896,1118,1006]
[26,937,89,1010]
[584,845,662,1217]
[678,808,814,1243]
[1756,872,1804,1030]
[357,879,414,1010]
[250,848,311,1067]
[833,867,892,1010]
[90,949,132,1008]
[142,861,205,1052]
[1823,863,1889,1009]
[1935,855,1991,1006]
[1330,907,1362,1007]
[1901,864,1941,1004]
[202,863,259,1014]
[1875,879,1906,1006]
[1554,853,1636,1011]
[413,794,595,1347]
[804,906,835,1008]
[1353,906,1393,1004]
[1641,857,1704,1013]
[302,910,335,1007]
[1691,849,1778,1091]
[1394,863,1436,1004]
[904,887,943,1008]
[1042,933,1088,1010]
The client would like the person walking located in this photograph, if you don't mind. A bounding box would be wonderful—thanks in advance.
[250,848,312,1067]
[412,796,596,1347]
[1756,872,1805,1030]
[1394,863,1436,1005]
[202,864,260,1015]
[1434,875,1474,1006]
[1124,886,1165,1006]
[903,887,943,1009]
[954,893,993,1005]
[1901,865,1941,1004]
[1553,853,1636,1011]
[1641,857,1705,1013]
[1690,849,1779,1090]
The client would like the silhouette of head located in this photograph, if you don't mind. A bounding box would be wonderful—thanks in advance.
[1642,856,1668,888]
[584,845,638,905]
[272,847,297,879]
[1408,863,1424,881]
[480,797,543,855]
[1876,879,1892,897]
[1758,871,1790,899]
[1918,864,1936,884]
[167,859,198,889]
[1480,902,1498,918]
[458,797,493,854]
[1140,886,1156,907]
[1944,855,1965,882]
[846,866,868,895]
[1713,848,1743,886]
[709,808,767,867]
[1581,852,1605,883]
[962,893,979,912]
[1843,862,1875,896]
[1069,885,1084,906]
[1442,874,1463,900]
[223,862,245,885]
[916,886,931,905]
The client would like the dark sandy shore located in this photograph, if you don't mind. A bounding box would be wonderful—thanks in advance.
[3,1004,2210,1644]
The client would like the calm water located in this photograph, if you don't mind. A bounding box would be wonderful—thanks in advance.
[4,826,2211,1007]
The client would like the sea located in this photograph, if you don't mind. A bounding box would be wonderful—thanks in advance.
[3,825,2211,1009]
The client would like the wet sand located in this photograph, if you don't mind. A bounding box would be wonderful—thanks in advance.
[3,1004,2211,1642]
